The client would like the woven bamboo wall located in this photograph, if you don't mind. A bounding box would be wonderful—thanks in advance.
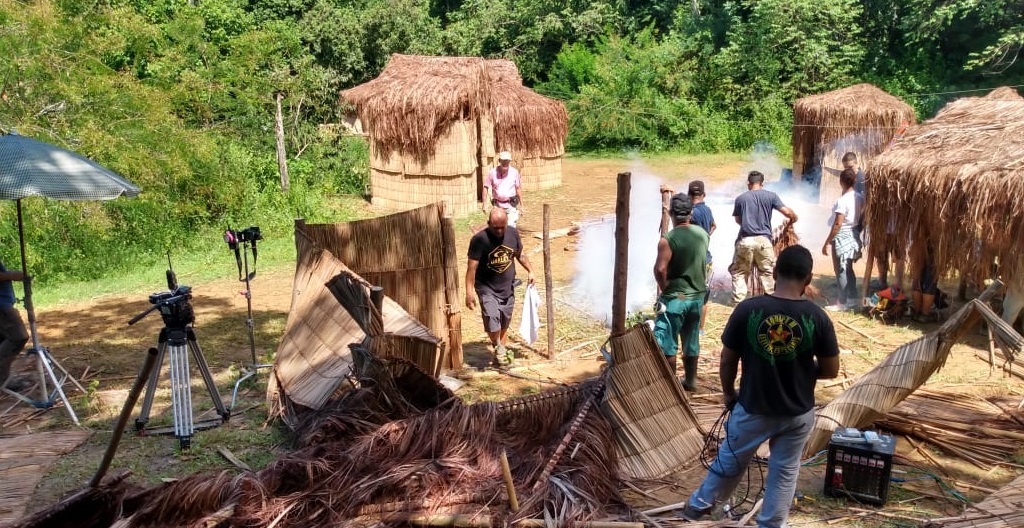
[369,120,479,217]
[520,154,563,191]
[600,324,706,479]
[295,205,463,369]
[268,232,438,416]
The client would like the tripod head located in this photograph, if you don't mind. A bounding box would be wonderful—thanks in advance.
[128,256,195,328]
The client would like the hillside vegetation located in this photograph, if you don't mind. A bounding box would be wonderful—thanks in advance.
[0,0,1021,285]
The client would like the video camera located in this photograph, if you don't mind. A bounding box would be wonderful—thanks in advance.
[224,226,262,281]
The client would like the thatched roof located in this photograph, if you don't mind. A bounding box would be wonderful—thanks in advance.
[341,54,567,159]
[865,86,1024,282]
[786,83,917,174]
[984,86,1023,101]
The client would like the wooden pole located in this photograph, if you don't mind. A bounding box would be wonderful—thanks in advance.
[543,204,555,358]
[611,172,631,335]
[369,286,385,337]
[518,521,643,528]
[660,188,672,236]
[90,348,159,487]
[275,93,290,191]
[499,449,520,512]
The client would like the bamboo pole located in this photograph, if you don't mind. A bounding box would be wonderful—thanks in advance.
[861,240,876,300]
[519,521,643,528]
[543,204,555,358]
[660,187,672,236]
[612,172,631,335]
[499,449,520,512]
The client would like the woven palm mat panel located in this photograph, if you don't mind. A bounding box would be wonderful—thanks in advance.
[600,324,706,479]
[0,430,90,523]
[923,471,1024,527]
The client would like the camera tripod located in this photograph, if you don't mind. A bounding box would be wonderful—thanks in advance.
[129,276,230,450]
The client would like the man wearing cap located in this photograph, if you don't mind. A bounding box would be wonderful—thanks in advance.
[653,194,709,392]
[688,180,716,336]
[466,208,535,367]
[729,171,798,304]
[483,151,523,228]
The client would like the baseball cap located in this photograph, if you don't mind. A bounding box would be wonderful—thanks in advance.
[670,194,693,218]
[687,180,705,196]
[498,151,512,161]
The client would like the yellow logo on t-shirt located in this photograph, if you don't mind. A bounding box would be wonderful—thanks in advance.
[756,314,804,359]
[487,245,514,273]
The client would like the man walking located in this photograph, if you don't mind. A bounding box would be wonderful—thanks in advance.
[0,259,29,390]
[729,171,798,304]
[483,151,524,228]
[688,180,716,336]
[466,208,534,366]
[653,194,709,392]
[682,245,840,527]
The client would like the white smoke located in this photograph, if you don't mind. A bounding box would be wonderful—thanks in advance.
[570,146,838,326]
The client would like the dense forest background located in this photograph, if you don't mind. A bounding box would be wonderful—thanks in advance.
[1,0,1022,284]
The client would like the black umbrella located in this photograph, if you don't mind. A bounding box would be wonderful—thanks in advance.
[0,131,141,422]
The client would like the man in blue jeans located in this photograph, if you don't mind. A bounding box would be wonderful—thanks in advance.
[682,245,840,527]
[653,194,709,392]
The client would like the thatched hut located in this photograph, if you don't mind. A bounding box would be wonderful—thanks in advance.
[792,83,916,206]
[341,54,568,216]
[864,87,1024,287]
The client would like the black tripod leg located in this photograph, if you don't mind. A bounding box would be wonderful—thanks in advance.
[186,330,230,421]
[136,341,167,430]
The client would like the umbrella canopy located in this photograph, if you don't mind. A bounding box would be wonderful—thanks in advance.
[0,131,140,200]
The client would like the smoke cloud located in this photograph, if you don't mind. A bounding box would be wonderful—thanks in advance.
[570,146,837,326]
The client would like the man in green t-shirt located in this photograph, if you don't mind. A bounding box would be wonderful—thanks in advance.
[653,194,710,392]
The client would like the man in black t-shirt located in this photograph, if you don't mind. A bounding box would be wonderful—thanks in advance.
[682,245,840,528]
[466,208,534,366]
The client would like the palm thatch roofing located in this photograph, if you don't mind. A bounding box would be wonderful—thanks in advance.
[864,86,1024,282]
[341,54,567,160]
[792,83,915,185]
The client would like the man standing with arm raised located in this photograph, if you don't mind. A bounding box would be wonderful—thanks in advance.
[466,208,534,367]
[682,245,840,527]
[729,171,798,304]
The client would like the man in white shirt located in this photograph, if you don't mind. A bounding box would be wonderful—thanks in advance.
[483,151,523,228]
[822,168,864,310]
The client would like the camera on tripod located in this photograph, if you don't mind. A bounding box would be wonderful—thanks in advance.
[223,226,262,249]
[147,285,195,329]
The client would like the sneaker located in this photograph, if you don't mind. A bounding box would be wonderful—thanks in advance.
[495,344,510,367]
[680,503,711,521]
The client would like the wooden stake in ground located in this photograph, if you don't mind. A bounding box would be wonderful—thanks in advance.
[611,172,631,336]
[274,92,289,191]
[543,204,555,358]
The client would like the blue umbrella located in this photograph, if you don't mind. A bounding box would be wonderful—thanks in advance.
[0,130,141,422]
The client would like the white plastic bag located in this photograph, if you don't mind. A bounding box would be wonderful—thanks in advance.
[519,283,541,345]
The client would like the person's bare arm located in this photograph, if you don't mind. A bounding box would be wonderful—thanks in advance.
[653,238,671,291]
[481,187,491,212]
[817,354,840,379]
[720,346,740,408]
[779,206,798,223]
[709,220,717,236]
[0,270,25,282]
[516,253,535,284]
[515,183,523,209]
[465,259,479,309]
[822,212,845,256]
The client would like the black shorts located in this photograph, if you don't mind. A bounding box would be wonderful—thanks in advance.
[914,263,939,295]
[478,290,514,333]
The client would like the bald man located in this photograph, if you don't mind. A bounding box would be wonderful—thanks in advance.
[466,208,534,367]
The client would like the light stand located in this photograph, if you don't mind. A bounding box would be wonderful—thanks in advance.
[1,200,84,424]
[226,234,272,408]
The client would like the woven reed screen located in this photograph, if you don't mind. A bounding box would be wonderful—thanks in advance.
[294,204,463,369]
[520,154,563,191]
[600,324,707,479]
[268,232,439,418]
[369,120,480,217]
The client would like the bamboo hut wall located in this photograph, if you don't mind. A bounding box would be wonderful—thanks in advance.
[520,154,563,191]
[268,233,439,417]
[296,204,463,369]
[599,324,706,479]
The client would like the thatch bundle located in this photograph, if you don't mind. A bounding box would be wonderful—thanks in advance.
[341,54,566,161]
[792,83,915,205]
[864,86,1024,284]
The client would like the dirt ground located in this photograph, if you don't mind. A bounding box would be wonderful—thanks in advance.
[3,153,1023,527]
